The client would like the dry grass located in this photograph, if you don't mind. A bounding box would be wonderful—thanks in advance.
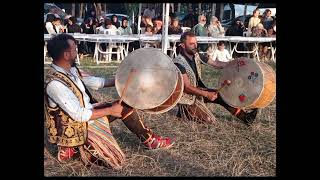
[44,57,276,177]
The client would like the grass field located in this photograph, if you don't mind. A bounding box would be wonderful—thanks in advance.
[44,57,276,177]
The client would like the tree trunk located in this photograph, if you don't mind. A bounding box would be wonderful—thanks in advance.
[96,3,102,17]
[71,3,75,16]
[244,3,247,16]
[212,3,216,17]
[93,3,97,16]
[79,3,83,19]
[103,3,107,14]
[219,3,224,20]
[229,3,235,19]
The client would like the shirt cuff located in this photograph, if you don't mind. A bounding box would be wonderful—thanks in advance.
[79,109,92,122]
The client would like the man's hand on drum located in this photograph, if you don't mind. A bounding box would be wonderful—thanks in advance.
[108,101,124,118]
[205,91,218,101]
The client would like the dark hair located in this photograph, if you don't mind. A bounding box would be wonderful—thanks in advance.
[253,9,259,14]
[64,19,69,26]
[85,17,93,24]
[171,18,179,26]
[172,17,179,22]
[180,31,196,43]
[69,16,77,24]
[111,14,117,20]
[47,34,76,61]
[122,17,128,24]
[217,41,225,46]
[53,17,61,23]
[46,14,56,23]
[265,9,271,14]
[104,18,112,26]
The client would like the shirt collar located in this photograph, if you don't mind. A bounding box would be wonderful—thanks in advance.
[51,63,76,77]
[180,49,195,62]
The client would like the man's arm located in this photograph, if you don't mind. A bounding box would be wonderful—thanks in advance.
[77,68,115,89]
[47,81,123,121]
[181,74,217,101]
[103,78,115,87]
[199,53,228,69]
[90,102,123,119]
[207,58,228,69]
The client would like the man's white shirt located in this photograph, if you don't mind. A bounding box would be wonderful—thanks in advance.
[46,64,105,123]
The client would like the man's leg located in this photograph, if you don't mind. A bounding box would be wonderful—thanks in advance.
[177,100,216,124]
[108,103,175,150]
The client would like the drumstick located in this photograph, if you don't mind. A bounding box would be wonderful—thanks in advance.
[215,80,231,94]
[119,68,136,104]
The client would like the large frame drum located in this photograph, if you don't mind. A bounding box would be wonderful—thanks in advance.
[115,48,183,114]
[218,57,276,109]
[143,69,184,114]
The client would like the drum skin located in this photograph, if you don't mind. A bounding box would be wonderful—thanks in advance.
[143,68,184,114]
[115,48,179,110]
[218,57,276,109]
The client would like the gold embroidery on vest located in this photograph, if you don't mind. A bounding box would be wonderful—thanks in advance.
[173,54,204,105]
[44,68,88,147]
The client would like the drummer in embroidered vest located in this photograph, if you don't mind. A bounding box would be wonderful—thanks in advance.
[173,32,259,125]
[44,34,174,169]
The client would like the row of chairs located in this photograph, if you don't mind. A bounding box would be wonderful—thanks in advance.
[44,26,192,65]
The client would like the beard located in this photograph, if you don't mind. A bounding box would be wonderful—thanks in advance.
[185,47,197,55]
[70,58,76,67]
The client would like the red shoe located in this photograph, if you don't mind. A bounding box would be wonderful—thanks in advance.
[142,133,175,150]
[57,147,77,162]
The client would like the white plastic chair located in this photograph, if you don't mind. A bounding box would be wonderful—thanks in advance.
[243,31,252,37]
[95,29,124,64]
[181,27,191,33]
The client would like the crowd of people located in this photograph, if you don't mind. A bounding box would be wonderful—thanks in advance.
[44,8,276,62]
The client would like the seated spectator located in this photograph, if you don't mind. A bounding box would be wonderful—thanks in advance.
[192,14,208,36]
[209,41,233,62]
[111,14,120,28]
[251,23,267,37]
[145,24,153,35]
[208,16,225,37]
[267,28,275,37]
[97,19,118,34]
[97,16,104,27]
[192,14,209,52]
[145,16,154,27]
[225,20,246,36]
[262,9,274,30]
[259,45,271,62]
[153,17,163,34]
[80,18,96,54]
[168,17,183,35]
[54,17,65,34]
[248,9,261,32]
[45,14,57,34]
[118,17,132,35]
[67,16,81,33]
[143,24,159,48]
[81,17,95,34]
